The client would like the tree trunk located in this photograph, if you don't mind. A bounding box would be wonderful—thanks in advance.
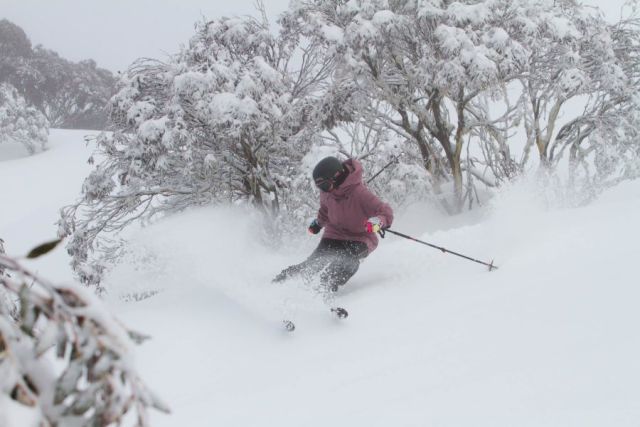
[431,94,464,213]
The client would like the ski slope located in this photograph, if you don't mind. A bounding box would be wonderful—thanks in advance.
[2,130,640,426]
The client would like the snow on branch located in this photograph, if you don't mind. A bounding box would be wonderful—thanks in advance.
[0,244,169,426]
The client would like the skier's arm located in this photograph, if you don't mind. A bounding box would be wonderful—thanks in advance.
[316,197,329,228]
[361,187,393,229]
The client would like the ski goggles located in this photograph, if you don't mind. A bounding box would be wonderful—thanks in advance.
[314,177,334,192]
[314,169,344,192]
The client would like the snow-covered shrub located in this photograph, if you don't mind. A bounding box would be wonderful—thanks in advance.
[0,238,16,320]
[61,11,329,286]
[0,83,48,154]
[0,241,169,426]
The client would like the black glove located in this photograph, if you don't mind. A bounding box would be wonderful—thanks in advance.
[308,218,322,235]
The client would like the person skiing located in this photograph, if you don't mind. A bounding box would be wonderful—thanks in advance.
[273,156,394,292]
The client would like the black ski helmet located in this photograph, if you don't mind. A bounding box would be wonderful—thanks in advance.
[313,156,346,192]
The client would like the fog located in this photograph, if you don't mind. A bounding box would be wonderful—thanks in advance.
[2,0,290,72]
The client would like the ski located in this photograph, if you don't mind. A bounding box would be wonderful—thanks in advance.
[283,320,296,332]
[331,306,349,319]
[282,306,348,332]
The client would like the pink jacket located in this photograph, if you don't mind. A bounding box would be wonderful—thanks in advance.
[317,159,394,254]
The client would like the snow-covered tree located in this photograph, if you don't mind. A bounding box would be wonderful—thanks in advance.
[569,19,640,197]
[503,1,640,202]
[515,2,636,163]
[0,82,49,154]
[0,19,37,100]
[26,48,116,130]
[60,1,640,286]
[0,19,31,58]
[286,0,534,211]
[60,9,330,286]
[0,20,115,131]
[287,0,640,211]
[0,241,169,426]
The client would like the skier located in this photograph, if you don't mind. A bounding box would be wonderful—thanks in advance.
[273,156,394,292]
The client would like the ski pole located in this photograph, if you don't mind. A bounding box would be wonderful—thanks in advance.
[366,154,401,185]
[383,228,498,271]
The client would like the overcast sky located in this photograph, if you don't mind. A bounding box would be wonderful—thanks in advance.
[1,0,631,73]
[2,0,291,72]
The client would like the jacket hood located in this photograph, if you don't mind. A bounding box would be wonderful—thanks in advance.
[329,158,363,199]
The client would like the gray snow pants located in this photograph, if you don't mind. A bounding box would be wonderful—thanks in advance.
[273,238,368,291]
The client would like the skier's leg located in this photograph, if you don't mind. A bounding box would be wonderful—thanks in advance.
[320,241,368,291]
[272,239,337,283]
[321,257,359,291]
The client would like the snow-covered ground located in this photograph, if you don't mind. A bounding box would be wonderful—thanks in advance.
[2,130,640,426]
[0,129,95,282]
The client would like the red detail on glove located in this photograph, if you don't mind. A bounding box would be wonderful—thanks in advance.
[365,217,383,233]
[308,219,322,235]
